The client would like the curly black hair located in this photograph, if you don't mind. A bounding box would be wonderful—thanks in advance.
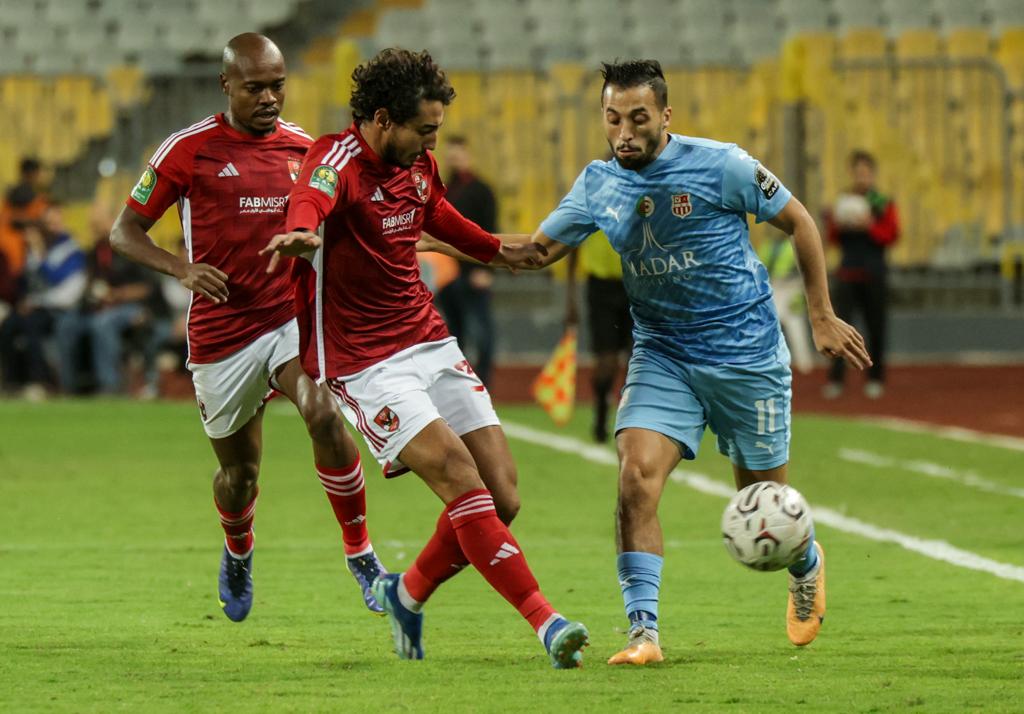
[600,59,668,108]
[350,48,456,125]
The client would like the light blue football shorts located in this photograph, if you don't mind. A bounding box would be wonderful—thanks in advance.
[615,335,792,470]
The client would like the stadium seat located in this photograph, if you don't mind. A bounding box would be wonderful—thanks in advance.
[835,0,885,31]
[946,28,992,57]
[988,0,1024,32]
[894,29,941,57]
[375,9,428,51]
[933,0,989,31]
[837,28,888,58]
[882,0,937,33]
[778,0,833,36]
[997,29,1024,88]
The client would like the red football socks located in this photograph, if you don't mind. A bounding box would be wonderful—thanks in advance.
[216,489,257,559]
[402,509,471,603]
[317,457,371,556]
[441,489,557,633]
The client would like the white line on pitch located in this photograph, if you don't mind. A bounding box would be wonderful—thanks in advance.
[861,416,1024,453]
[503,421,1024,584]
[838,447,1024,499]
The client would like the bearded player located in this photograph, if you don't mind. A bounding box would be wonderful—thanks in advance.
[261,48,589,669]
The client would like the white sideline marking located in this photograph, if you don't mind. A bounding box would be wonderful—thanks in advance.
[503,421,1024,584]
[839,447,1024,499]
[863,417,1024,453]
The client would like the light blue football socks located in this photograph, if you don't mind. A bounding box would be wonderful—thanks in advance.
[617,551,663,631]
[788,526,818,578]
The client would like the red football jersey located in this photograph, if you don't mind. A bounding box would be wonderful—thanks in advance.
[287,124,500,378]
[125,113,312,364]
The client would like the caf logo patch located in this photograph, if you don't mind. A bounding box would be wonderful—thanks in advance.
[755,164,780,200]
[131,167,157,205]
[635,195,655,218]
[309,164,339,197]
[411,170,429,203]
[374,406,400,432]
[671,193,692,219]
[287,157,301,183]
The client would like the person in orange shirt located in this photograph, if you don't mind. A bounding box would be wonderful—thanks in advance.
[0,158,48,282]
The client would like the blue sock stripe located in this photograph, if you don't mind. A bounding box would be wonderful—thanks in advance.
[617,551,663,628]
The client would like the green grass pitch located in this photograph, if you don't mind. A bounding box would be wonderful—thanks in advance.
[1,400,1021,712]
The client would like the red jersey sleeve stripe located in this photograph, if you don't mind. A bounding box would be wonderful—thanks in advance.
[150,116,218,167]
[278,120,314,141]
[320,136,360,169]
[149,115,215,164]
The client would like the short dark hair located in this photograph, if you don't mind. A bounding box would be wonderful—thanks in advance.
[600,59,668,108]
[350,48,456,125]
[850,149,877,169]
[19,157,41,175]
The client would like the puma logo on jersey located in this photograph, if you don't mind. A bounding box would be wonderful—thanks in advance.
[217,163,240,177]
[604,205,622,222]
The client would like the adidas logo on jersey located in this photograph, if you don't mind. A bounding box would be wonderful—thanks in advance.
[370,186,384,202]
[489,541,520,566]
[217,163,240,177]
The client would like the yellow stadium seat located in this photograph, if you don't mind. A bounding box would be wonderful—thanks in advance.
[946,28,992,57]
[105,65,146,109]
[996,28,1024,88]
[895,29,941,58]
[838,28,888,59]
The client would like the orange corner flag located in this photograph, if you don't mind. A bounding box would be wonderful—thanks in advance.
[531,327,577,426]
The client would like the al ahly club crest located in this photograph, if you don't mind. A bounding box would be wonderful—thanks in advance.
[374,406,400,432]
[412,170,429,203]
[287,157,301,183]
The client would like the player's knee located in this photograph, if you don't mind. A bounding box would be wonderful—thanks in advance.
[303,400,342,443]
[494,491,520,524]
[220,462,259,496]
[618,457,661,514]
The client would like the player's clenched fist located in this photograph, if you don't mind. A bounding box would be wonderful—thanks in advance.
[493,241,548,270]
[179,263,229,304]
[259,230,322,273]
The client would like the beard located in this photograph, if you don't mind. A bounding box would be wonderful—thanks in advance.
[610,137,659,171]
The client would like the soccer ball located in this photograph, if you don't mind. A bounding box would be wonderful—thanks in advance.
[832,192,871,227]
[721,482,812,572]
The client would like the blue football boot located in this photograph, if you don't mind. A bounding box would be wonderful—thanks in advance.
[347,550,387,615]
[371,573,424,659]
[545,618,589,669]
[218,545,254,622]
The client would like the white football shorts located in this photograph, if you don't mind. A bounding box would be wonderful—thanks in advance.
[188,318,300,439]
[327,337,500,476]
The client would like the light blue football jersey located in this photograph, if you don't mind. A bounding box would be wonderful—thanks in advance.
[540,134,792,364]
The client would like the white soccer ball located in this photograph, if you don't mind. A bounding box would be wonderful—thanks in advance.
[721,482,812,572]
[833,192,871,228]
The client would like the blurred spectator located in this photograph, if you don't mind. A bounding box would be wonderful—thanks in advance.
[139,243,192,399]
[824,150,900,399]
[566,231,633,443]
[0,203,86,399]
[436,135,497,386]
[55,212,163,395]
[757,232,814,374]
[0,158,49,294]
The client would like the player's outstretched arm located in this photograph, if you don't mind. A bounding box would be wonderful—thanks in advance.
[111,205,229,304]
[517,230,573,270]
[259,230,322,273]
[768,197,872,370]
